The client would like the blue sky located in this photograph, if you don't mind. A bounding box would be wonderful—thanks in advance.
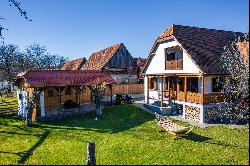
[0,0,249,60]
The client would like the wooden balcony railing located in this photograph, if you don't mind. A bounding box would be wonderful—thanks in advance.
[165,59,183,70]
[204,92,224,104]
[176,91,224,104]
[177,91,185,101]
[187,92,202,104]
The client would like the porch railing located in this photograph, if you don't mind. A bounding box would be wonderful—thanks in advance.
[204,92,224,104]
[176,91,224,104]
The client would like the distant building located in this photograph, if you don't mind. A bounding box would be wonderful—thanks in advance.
[61,57,87,70]
[82,43,139,84]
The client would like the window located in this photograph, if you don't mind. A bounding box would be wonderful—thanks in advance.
[187,78,198,93]
[166,53,175,61]
[65,86,72,95]
[150,77,157,90]
[212,77,223,92]
[47,90,54,97]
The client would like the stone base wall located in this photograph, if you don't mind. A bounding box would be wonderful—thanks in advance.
[204,103,227,123]
[184,105,201,122]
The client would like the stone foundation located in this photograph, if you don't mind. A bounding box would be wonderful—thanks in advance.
[184,105,201,122]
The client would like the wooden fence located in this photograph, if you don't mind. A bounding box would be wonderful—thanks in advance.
[105,84,144,96]
[44,84,144,109]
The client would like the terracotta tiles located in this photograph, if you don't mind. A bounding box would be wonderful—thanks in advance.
[83,43,123,71]
[144,24,244,74]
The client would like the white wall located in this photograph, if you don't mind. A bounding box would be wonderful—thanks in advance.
[204,77,212,94]
[144,39,201,75]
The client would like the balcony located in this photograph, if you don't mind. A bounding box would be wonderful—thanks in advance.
[165,59,183,70]
[176,91,224,104]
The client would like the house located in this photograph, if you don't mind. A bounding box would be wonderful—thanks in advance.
[61,57,87,70]
[82,43,139,84]
[14,70,116,121]
[143,24,244,123]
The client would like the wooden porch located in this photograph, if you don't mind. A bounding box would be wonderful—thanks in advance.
[146,74,225,106]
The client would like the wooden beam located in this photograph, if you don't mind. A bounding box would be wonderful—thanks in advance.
[201,75,204,104]
[161,76,163,107]
[147,76,149,104]
[184,76,187,102]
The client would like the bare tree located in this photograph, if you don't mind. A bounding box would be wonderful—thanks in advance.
[0,44,22,82]
[25,43,68,69]
[0,43,68,84]
[0,0,31,40]
[89,81,107,120]
[221,33,249,124]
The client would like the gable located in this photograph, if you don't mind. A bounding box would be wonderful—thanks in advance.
[105,45,133,68]
[144,39,201,75]
[83,43,122,71]
[143,24,244,74]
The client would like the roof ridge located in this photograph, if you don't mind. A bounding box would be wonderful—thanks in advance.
[91,43,123,55]
[172,24,244,34]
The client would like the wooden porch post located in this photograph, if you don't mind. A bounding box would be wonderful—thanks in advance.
[201,75,204,104]
[176,76,179,101]
[184,77,187,102]
[161,76,163,107]
[147,76,149,104]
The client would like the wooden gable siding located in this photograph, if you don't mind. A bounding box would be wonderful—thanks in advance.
[105,45,134,69]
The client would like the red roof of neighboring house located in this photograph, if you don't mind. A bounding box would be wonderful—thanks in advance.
[144,24,244,74]
[16,70,116,87]
[61,58,86,70]
[83,43,123,71]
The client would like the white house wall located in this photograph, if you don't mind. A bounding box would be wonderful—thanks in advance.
[204,77,212,94]
[145,39,201,75]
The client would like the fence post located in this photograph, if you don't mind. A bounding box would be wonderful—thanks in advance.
[86,141,96,165]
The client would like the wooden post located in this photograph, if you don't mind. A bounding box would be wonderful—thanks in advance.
[147,76,150,104]
[86,141,96,165]
[176,77,179,101]
[184,77,187,102]
[201,75,204,104]
[161,76,163,107]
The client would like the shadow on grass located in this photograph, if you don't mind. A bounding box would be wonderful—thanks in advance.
[0,130,50,164]
[181,132,211,142]
[182,132,241,148]
[35,105,155,134]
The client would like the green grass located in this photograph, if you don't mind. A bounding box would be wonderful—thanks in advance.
[0,104,249,165]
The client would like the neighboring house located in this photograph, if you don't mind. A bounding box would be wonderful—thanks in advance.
[61,57,87,70]
[143,24,244,123]
[82,43,138,84]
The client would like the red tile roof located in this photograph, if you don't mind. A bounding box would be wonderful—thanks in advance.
[83,43,123,71]
[144,24,244,74]
[61,58,85,70]
[16,70,116,87]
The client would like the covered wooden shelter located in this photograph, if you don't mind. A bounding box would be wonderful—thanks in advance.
[14,70,116,121]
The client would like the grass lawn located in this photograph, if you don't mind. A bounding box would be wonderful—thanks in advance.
[0,104,249,165]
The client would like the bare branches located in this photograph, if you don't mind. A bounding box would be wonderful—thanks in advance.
[0,0,31,40]
[8,0,32,21]
[220,33,249,124]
